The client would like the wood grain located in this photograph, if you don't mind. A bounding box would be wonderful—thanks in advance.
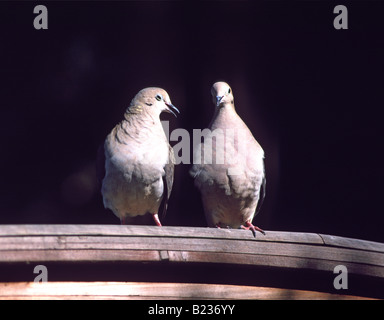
[0,224,383,299]
[0,282,374,300]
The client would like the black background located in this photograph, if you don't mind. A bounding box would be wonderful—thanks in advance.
[1,1,383,243]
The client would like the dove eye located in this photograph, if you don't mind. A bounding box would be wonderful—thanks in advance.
[228,88,231,94]
[155,94,163,101]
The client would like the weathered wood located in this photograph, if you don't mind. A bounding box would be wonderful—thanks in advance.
[167,251,384,278]
[1,235,383,270]
[0,249,162,263]
[0,225,383,270]
[0,225,325,244]
[0,224,383,299]
[319,234,384,253]
[0,282,375,300]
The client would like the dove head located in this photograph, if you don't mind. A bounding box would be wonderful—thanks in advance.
[211,82,234,108]
[126,87,179,117]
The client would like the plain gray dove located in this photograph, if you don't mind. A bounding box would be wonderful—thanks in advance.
[190,81,266,236]
[98,87,179,226]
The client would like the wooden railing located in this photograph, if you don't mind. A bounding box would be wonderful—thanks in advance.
[0,225,383,299]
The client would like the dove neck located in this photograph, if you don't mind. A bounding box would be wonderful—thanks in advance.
[124,108,161,123]
[120,110,164,141]
[210,103,237,128]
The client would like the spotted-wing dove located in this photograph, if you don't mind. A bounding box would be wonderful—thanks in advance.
[99,87,179,226]
[190,81,266,236]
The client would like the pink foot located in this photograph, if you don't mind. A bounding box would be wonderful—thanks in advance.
[242,221,266,237]
[152,213,162,227]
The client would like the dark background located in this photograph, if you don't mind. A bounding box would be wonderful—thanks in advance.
[1,1,383,242]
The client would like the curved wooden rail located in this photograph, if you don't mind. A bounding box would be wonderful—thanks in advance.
[0,225,383,299]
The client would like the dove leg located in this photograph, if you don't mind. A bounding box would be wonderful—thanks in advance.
[242,221,266,237]
[151,213,162,227]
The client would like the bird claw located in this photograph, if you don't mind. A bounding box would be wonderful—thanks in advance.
[242,221,266,237]
[152,213,162,227]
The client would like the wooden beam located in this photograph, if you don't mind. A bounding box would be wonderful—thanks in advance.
[0,224,325,244]
[0,225,383,299]
[0,225,383,277]
[0,282,375,300]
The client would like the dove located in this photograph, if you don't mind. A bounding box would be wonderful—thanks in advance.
[190,81,266,236]
[98,87,179,226]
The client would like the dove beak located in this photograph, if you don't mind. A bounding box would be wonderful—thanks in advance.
[216,95,224,107]
[164,102,180,118]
